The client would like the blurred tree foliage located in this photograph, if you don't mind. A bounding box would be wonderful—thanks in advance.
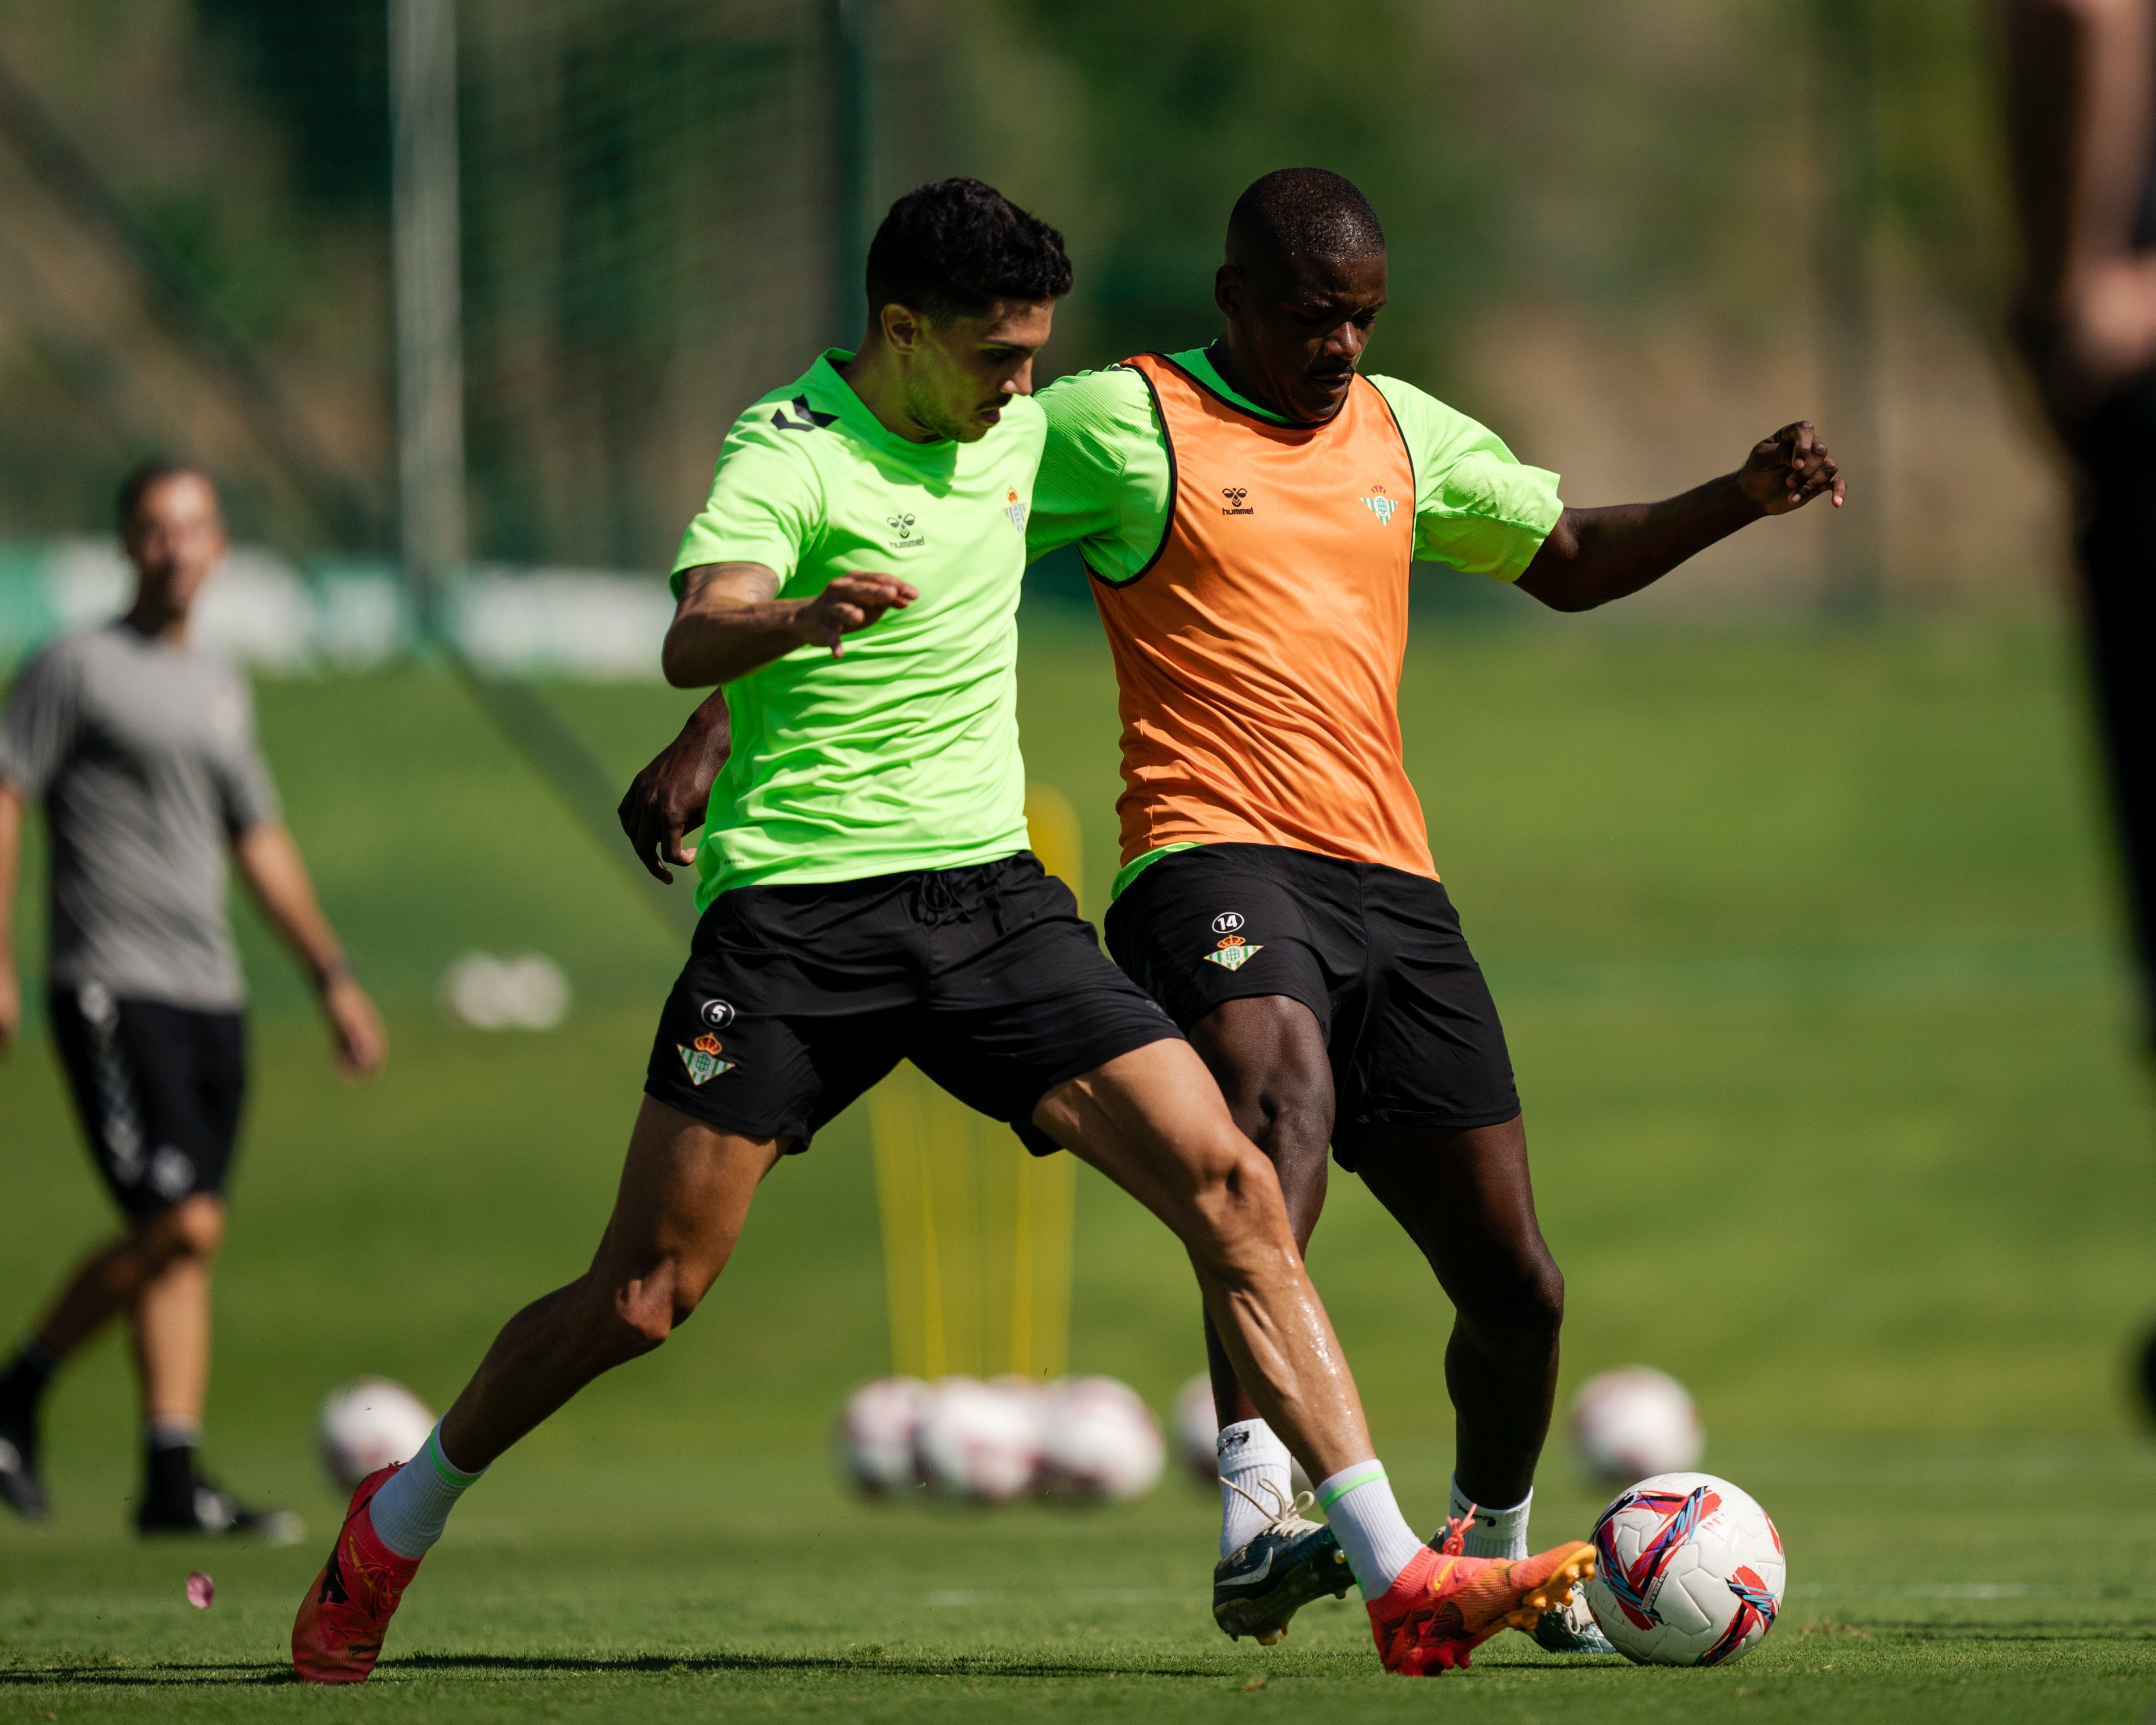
[0,0,2015,561]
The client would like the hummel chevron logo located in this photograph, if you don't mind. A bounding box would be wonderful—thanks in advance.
[771,395,839,432]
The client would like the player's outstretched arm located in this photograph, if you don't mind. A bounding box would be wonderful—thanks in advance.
[1516,421,1843,613]
[233,821,386,1079]
[662,562,917,689]
[0,781,21,1055]
[618,688,731,885]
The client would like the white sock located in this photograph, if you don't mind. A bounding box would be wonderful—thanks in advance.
[146,1414,202,1451]
[366,1423,485,1560]
[1317,1461,1425,1597]
[1444,1477,1532,1560]
[1216,1419,1295,1559]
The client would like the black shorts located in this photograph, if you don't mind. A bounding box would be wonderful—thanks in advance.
[47,983,247,1219]
[644,853,1179,1153]
[1103,844,1519,1170]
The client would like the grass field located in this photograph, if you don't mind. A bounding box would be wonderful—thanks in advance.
[3,614,2155,1721]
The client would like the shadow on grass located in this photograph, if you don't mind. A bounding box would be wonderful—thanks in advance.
[1,1649,1237,1688]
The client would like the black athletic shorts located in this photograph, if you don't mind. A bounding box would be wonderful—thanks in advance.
[1103,844,1520,1170]
[644,852,1179,1153]
[47,982,247,1219]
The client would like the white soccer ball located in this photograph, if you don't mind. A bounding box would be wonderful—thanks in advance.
[835,1376,928,1495]
[317,1378,435,1493]
[1584,1471,1785,1666]
[913,1376,1041,1502]
[1036,1376,1165,1502]
[1570,1365,1704,1483]
[1172,1373,1220,1486]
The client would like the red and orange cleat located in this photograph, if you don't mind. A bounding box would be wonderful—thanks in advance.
[291,1465,422,1684]
[1366,1516,1595,1677]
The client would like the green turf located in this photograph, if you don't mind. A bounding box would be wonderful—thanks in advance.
[3,618,2154,1720]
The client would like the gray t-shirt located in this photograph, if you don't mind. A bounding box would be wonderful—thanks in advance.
[0,622,279,1009]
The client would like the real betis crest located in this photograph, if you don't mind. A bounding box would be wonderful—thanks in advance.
[1362,495,1398,526]
[677,1032,736,1086]
[1204,935,1264,971]
[1002,484,1027,530]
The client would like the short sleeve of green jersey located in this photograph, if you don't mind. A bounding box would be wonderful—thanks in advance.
[1368,375,1563,583]
[1028,367,1172,582]
[670,413,827,596]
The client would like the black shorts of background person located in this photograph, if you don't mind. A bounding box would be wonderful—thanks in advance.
[46,984,247,1220]
[645,851,1176,1152]
[1105,842,1559,1511]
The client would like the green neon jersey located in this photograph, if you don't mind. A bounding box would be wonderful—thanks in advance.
[671,350,1043,906]
[1026,346,1562,583]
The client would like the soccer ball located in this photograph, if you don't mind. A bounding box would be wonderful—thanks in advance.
[317,1377,435,1492]
[1583,1472,1785,1666]
[1036,1376,1165,1501]
[913,1376,1041,1502]
[1570,1365,1704,1482]
[1171,1374,1220,1485]
[835,1376,927,1495]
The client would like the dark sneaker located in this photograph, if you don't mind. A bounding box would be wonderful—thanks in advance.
[137,1455,304,1544]
[1531,1588,1618,1654]
[0,1405,47,1520]
[1212,1481,1353,1644]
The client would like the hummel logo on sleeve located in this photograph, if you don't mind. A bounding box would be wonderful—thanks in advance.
[771,395,839,432]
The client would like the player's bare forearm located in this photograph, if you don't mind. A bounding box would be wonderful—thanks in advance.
[234,822,386,1075]
[1518,477,1760,613]
[661,563,917,688]
[235,823,342,976]
[1516,421,1843,613]
[619,688,731,884]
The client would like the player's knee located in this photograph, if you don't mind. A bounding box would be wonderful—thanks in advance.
[606,1253,719,1353]
[143,1195,224,1262]
[1182,1135,1289,1257]
[1463,1249,1564,1344]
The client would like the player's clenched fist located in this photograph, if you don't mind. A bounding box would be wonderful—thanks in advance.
[1738,421,1844,515]
[794,573,919,657]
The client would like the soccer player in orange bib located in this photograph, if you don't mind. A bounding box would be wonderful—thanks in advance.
[1021,168,1842,1661]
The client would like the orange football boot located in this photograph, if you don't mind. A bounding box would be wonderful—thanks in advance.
[1366,1510,1595,1677]
[291,1464,423,1684]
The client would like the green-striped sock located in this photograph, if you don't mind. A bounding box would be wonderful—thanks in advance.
[366,1423,485,1559]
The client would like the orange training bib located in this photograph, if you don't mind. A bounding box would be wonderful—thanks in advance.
[1089,353,1433,880]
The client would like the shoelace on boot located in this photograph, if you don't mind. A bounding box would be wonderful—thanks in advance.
[1221,1474,1319,1542]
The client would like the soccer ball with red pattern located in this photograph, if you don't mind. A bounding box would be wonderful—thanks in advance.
[1583,1472,1785,1666]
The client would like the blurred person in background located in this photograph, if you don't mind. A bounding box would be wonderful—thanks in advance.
[2002,0,2156,1415]
[0,460,386,1536]
[2005,0,2156,1037]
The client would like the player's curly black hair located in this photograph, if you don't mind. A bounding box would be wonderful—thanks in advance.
[1227,168,1386,274]
[864,178,1072,325]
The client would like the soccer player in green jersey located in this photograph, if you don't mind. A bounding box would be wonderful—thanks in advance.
[291,179,1590,1684]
